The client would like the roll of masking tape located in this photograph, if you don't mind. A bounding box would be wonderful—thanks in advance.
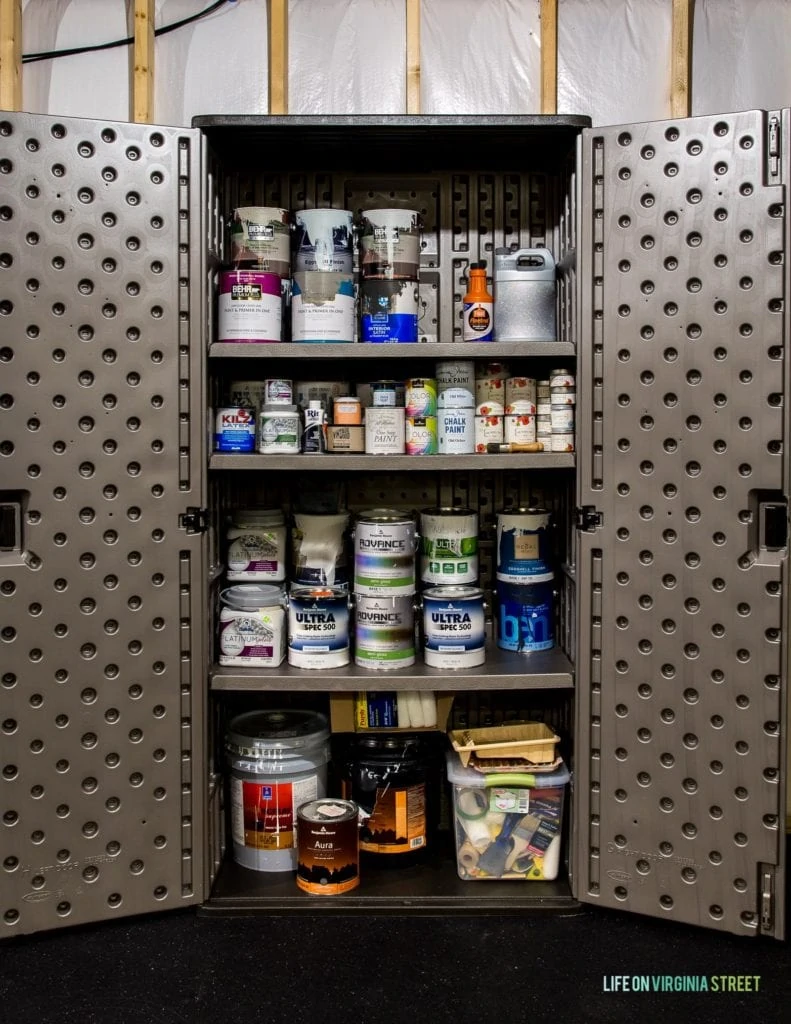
[457,788,488,820]
[458,839,480,872]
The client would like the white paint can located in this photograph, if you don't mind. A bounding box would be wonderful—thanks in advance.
[353,510,417,597]
[551,389,576,406]
[217,270,282,343]
[550,405,575,431]
[230,208,291,277]
[436,361,475,408]
[505,377,537,406]
[422,585,486,669]
[226,510,287,582]
[420,507,479,585]
[354,595,416,670]
[365,407,405,455]
[291,272,355,343]
[475,363,509,406]
[549,370,575,389]
[359,208,420,279]
[475,413,504,452]
[219,585,286,667]
[550,433,575,453]
[437,408,475,454]
[293,208,354,274]
[505,413,537,444]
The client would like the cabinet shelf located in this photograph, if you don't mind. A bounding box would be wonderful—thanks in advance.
[209,342,576,360]
[209,453,575,471]
[211,647,573,691]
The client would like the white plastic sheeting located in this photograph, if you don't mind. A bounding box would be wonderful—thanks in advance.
[420,0,540,115]
[288,0,405,115]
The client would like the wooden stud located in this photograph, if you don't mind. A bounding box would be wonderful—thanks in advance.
[671,0,693,118]
[0,0,22,112]
[406,0,420,115]
[540,0,557,115]
[268,0,288,115]
[132,0,156,124]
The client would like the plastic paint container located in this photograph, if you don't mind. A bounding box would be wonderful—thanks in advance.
[361,280,419,343]
[496,508,553,582]
[226,509,287,582]
[291,271,355,343]
[291,511,350,589]
[334,397,363,425]
[296,798,360,894]
[406,417,438,455]
[214,407,257,452]
[293,209,354,274]
[218,585,286,668]
[230,207,291,277]
[359,208,420,279]
[496,578,555,653]
[353,594,416,670]
[436,361,475,408]
[438,408,475,454]
[226,709,330,872]
[353,510,417,596]
[217,270,282,343]
[365,407,406,454]
[258,405,301,454]
[420,507,479,585]
[287,585,350,669]
[422,585,486,668]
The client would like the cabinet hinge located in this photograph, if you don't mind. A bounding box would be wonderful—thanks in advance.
[768,114,781,181]
[180,507,210,534]
[575,506,603,531]
[760,869,774,933]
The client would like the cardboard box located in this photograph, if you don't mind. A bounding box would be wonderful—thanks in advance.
[326,425,365,452]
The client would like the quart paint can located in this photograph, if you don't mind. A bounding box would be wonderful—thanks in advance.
[475,364,510,407]
[371,381,399,406]
[214,407,257,452]
[258,405,301,454]
[420,507,479,585]
[422,585,486,668]
[218,585,286,667]
[405,378,438,418]
[496,577,555,653]
[359,208,420,279]
[437,408,475,454]
[295,380,350,410]
[217,270,282,343]
[293,209,354,274]
[504,413,537,445]
[287,585,350,669]
[550,432,575,453]
[436,361,475,408]
[496,508,553,582]
[505,377,537,406]
[226,509,287,582]
[361,280,419,343]
[406,416,438,455]
[365,407,406,454]
[291,272,355,343]
[475,413,504,452]
[264,379,293,405]
[550,389,576,406]
[550,405,575,431]
[292,512,350,589]
[227,709,330,872]
[296,798,360,895]
[353,594,416,670]
[228,380,268,413]
[230,207,291,277]
[353,510,417,596]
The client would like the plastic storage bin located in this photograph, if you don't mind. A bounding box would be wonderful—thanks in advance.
[446,751,569,881]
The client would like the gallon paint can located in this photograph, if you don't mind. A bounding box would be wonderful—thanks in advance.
[230,207,291,277]
[405,378,438,418]
[359,208,420,279]
[504,412,537,445]
[217,270,282,343]
[496,508,553,582]
[214,407,257,452]
[475,412,504,452]
[226,509,287,582]
[291,272,355,343]
[258,405,301,454]
[218,585,286,667]
[227,709,330,872]
[353,510,417,596]
[287,585,350,669]
[365,407,406,455]
[361,280,419,343]
[406,416,438,455]
[496,578,555,653]
[437,408,475,454]
[292,512,350,589]
[436,361,475,408]
[296,798,360,895]
[293,209,354,274]
[353,594,416,670]
[420,507,479,585]
[422,585,486,668]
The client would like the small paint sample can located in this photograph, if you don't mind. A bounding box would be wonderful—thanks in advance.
[406,416,438,455]
[536,380,552,401]
[371,381,399,407]
[258,405,301,453]
[506,377,537,406]
[537,402,552,417]
[549,370,575,389]
[334,397,363,425]
[550,405,575,431]
[405,378,438,418]
[360,279,419,343]
[550,433,575,453]
[505,413,537,444]
[297,798,360,895]
[437,408,475,454]
[423,585,486,668]
[505,400,537,415]
[291,272,355,343]
[229,207,291,277]
[214,407,257,452]
[475,413,504,452]
[551,389,576,406]
[365,407,406,455]
[264,379,293,405]
[359,208,420,279]
[436,361,475,408]
[293,209,354,274]
[217,270,282,343]
[536,414,553,437]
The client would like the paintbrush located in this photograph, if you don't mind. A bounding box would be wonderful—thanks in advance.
[486,442,544,453]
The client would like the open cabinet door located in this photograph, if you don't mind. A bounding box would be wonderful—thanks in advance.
[573,109,788,938]
[0,113,209,936]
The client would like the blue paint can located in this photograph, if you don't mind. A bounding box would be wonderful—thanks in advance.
[214,407,257,452]
[361,280,419,343]
[496,578,555,653]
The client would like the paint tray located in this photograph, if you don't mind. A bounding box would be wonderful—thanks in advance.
[468,754,563,775]
[449,723,560,769]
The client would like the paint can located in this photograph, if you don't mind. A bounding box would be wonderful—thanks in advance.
[230,207,291,277]
[214,407,257,452]
[505,377,537,407]
[226,709,330,871]
[420,507,479,585]
[365,407,406,454]
[353,594,416,670]
[436,361,475,408]
[549,369,575,390]
[496,508,553,582]
[504,412,537,445]
[537,380,552,401]
[295,380,350,410]
[296,798,360,895]
[226,509,287,582]
[361,280,419,343]
[551,389,576,406]
[475,363,510,406]
[287,585,350,669]
[437,408,475,455]
[291,271,355,343]
[293,208,354,274]
[496,578,555,652]
[475,412,504,452]
[405,378,438,418]
[228,380,268,413]
[422,585,486,668]
[292,511,350,589]
[550,405,575,432]
[353,510,417,596]
[371,381,399,407]
[359,208,420,279]
[258,405,301,454]
[406,417,438,455]
[264,379,293,405]
[550,433,575,453]
[217,270,282,343]
[218,585,286,667]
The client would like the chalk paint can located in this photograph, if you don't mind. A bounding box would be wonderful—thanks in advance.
[365,407,406,454]
[420,507,479,585]
[436,361,475,408]
[549,370,575,390]
[218,585,286,668]
[422,585,486,668]
[504,413,537,445]
[297,798,360,895]
[354,594,416,670]
[230,207,291,277]
[496,578,555,653]
[359,208,420,279]
[405,378,438,418]
[287,585,350,669]
[214,407,257,452]
[505,377,537,406]
[475,365,510,407]
[217,270,282,343]
[550,405,575,431]
[361,279,419,343]
[551,389,576,406]
[295,380,350,410]
[550,432,575,453]
[258,405,301,453]
[293,208,354,274]
[437,408,475,454]
[496,508,553,582]
[475,413,504,452]
[505,399,537,415]
[227,709,330,872]
[406,416,438,455]
[291,271,355,343]
[353,510,417,596]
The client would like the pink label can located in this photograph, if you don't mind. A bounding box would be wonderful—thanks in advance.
[218,270,282,343]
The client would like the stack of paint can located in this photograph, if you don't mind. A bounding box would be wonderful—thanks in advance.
[257,378,301,455]
[405,377,438,455]
[535,380,552,447]
[549,368,576,452]
[504,376,537,446]
[474,362,509,452]
[495,508,555,654]
[436,361,475,454]
[291,209,356,343]
[359,208,421,344]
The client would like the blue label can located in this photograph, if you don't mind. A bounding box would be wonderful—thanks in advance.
[288,586,350,668]
[361,280,419,343]
[214,407,257,452]
[423,586,485,668]
[496,578,555,653]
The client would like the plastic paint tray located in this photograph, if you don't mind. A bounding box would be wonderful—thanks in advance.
[469,754,563,775]
[449,723,560,768]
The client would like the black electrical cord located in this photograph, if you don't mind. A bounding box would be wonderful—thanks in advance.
[22,0,230,64]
